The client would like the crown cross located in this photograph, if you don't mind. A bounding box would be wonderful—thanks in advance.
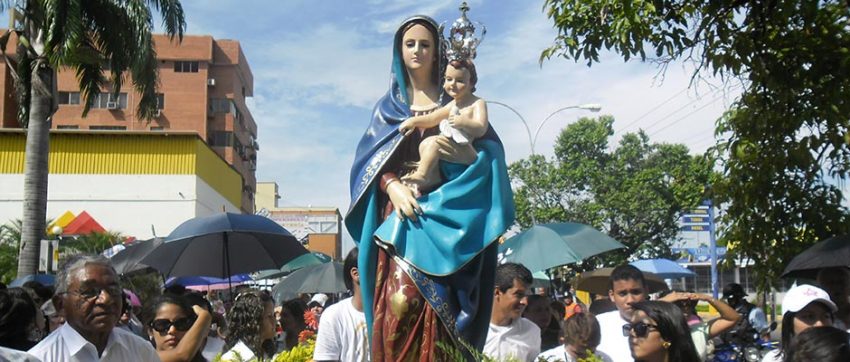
[441,1,486,62]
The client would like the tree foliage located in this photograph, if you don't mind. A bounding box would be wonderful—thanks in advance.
[510,116,713,267]
[542,0,850,292]
[3,0,187,277]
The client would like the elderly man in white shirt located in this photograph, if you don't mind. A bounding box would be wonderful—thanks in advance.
[483,262,541,362]
[29,254,160,361]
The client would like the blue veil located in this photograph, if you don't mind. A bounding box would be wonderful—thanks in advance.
[345,15,515,351]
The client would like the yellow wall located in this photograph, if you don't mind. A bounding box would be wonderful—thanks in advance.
[0,131,242,206]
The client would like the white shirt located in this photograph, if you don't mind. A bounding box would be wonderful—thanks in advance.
[313,297,369,362]
[538,345,614,362]
[483,317,541,362]
[220,341,255,361]
[28,323,160,362]
[0,346,41,362]
[595,310,633,362]
[201,336,226,361]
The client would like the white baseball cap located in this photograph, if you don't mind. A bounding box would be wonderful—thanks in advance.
[309,293,328,307]
[782,284,838,314]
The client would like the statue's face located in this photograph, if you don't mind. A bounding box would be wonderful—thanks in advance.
[401,24,435,72]
[444,64,472,99]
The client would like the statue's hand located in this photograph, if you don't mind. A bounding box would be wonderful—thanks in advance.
[399,118,418,136]
[386,180,422,221]
[435,136,477,165]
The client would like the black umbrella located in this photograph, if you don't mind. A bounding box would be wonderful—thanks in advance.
[141,213,309,291]
[271,262,346,304]
[108,238,163,275]
[781,234,850,279]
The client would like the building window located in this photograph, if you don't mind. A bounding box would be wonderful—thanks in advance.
[58,92,81,105]
[174,61,199,73]
[90,93,128,109]
[89,126,127,130]
[56,125,79,129]
[151,126,165,131]
[209,98,232,113]
[208,131,233,147]
[156,93,165,109]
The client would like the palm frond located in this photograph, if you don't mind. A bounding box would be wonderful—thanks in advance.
[71,41,106,117]
[145,0,185,41]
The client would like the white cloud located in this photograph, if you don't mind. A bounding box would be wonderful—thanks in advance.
[252,24,389,109]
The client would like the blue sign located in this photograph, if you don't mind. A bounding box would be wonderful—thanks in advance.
[672,247,727,263]
[682,216,710,224]
[681,225,710,232]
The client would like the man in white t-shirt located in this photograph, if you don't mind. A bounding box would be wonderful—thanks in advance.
[314,247,369,362]
[595,264,648,362]
[484,262,541,362]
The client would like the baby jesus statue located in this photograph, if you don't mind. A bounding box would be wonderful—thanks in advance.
[398,58,488,192]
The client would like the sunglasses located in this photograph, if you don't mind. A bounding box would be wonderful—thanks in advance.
[622,321,659,338]
[150,317,194,335]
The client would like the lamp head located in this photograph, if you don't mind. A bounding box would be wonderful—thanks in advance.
[578,103,602,112]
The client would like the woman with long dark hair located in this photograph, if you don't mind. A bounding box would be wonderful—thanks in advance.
[0,287,40,351]
[625,301,700,362]
[221,291,276,361]
[786,326,850,362]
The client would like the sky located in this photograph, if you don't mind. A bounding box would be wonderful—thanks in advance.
[177,0,741,251]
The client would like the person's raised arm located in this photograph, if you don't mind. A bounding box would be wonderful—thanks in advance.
[694,294,741,338]
[157,305,213,362]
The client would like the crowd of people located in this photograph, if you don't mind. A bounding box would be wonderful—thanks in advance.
[0,247,369,362]
[1,251,849,361]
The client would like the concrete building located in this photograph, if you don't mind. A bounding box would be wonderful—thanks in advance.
[255,181,343,260]
[0,130,242,239]
[0,34,258,212]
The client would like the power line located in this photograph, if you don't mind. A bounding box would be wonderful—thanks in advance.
[648,94,726,137]
[615,87,689,133]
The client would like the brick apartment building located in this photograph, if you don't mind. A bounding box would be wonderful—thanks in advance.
[0,34,258,212]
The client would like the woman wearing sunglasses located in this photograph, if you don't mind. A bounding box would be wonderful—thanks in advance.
[623,301,700,362]
[146,294,212,362]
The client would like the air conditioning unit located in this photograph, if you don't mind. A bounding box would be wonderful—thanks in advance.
[106,101,119,110]
[207,78,216,86]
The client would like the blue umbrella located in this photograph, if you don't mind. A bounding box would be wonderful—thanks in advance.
[498,222,626,272]
[10,273,55,287]
[630,259,695,279]
[141,213,309,291]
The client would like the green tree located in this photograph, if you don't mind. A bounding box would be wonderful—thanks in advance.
[511,116,713,267]
[0,220,23,283]
[2,0,186,278]
[61,231,124,256]
[541,0,850,293]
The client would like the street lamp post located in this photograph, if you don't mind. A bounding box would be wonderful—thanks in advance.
[487,101,602,224]
[487,101,602,155]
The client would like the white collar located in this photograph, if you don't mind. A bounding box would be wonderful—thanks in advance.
[59,323,121,357]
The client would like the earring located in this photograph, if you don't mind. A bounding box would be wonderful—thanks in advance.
[662,341,671,349]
